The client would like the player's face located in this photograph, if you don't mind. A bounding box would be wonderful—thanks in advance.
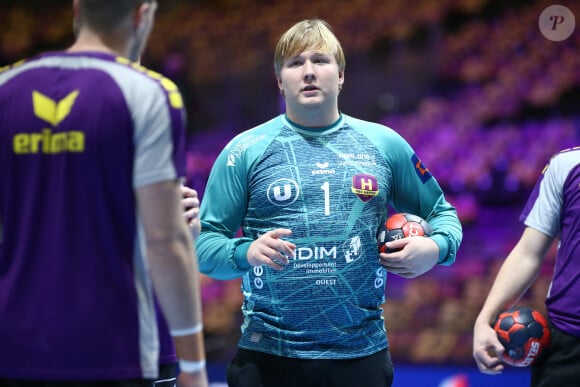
[278,50,344,122]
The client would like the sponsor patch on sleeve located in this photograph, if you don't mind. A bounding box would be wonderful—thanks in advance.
[412,154,432,183]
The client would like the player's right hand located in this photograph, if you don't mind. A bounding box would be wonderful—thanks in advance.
[473,319,505,374]
[247,229,296,270]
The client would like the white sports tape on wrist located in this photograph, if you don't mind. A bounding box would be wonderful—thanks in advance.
[170,323,203,337]
[179,359,206,373]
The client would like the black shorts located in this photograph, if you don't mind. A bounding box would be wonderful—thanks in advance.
[226,347,394,387]
[155,363,177,387]
[531,325,580,387]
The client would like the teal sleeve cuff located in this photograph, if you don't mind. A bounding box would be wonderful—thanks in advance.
[233,240,253,272]
[430,233,453,266]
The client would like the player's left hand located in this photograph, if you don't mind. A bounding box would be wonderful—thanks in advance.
[378,236,439,278]
[181,185,201,239]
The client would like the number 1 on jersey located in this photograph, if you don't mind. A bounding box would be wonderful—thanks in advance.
[321,181,330,216]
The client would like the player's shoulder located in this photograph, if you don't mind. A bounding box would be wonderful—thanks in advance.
[547,146,580,169]
[343,113,407,148]
[343,114,392,132]
[0,59,27,75]
[109,57,183,110]
[552,146,580,159]
[0,56,39,85]
[225,116,282,149]
[114,57,178,89]
[343,114,401,139]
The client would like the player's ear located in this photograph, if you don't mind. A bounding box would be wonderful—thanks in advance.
[133,1,154,30]
[277,77,285,96]
[72,0,80,36]
[72,0,79,17]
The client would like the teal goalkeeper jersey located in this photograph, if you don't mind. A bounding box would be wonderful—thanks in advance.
[196,113,462,359]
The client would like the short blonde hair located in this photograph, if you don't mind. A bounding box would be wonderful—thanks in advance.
[274,19,346,77]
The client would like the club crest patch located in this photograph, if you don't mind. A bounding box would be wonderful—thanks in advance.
[351,174,379,202]
[412,154,432,183]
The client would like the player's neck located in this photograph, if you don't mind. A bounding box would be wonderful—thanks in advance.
[286,107,340,128]
[68,30,128,59]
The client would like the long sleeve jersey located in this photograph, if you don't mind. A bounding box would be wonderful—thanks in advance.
[196,113,462,359]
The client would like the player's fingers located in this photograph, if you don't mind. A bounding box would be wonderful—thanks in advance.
[248,239,289,270]
[182,204,199,226]
[181,196,199,210]
[476,358,504,374]
[278,239,296,258]
[384,238,408,252]
[265,229,295,259]
[264,242,291,267]
[251,252,287,271]
[478,364,504,375]
[180,185,198,198]
[378,255,407,268]
[267,228,293,239]
[474,345,504,374]
[379,260,413,277]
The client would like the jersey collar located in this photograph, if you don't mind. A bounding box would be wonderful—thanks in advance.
[282,113,345,136]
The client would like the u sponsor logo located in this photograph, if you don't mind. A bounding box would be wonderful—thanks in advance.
[267,178,300,206]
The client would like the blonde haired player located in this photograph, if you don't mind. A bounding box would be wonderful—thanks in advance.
[195,19,462,386]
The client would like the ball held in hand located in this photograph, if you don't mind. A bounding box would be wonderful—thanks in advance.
[493,306,551,367]
[377,213,433,253]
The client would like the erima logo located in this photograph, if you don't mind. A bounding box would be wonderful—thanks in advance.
[312,161,335,175]
[13,90,85,154]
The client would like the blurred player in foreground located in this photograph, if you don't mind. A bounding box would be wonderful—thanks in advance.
[194,18,462,387]
[473,147,580,386]
[0,1,207,386]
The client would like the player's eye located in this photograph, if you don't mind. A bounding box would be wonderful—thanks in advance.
[288,60,302,67]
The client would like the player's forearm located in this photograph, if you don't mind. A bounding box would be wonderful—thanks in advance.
[478,227,553,324]
[148,231,208,379]
[147,229,204,333]
[477,248,542,324]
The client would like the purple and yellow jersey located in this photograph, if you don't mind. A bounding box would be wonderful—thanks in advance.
[0,51,186,380]
[520,147,580,337]
[197,114,462,359]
